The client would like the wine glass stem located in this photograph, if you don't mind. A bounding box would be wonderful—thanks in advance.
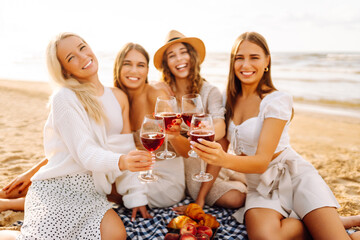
[146,152,155,177]
[199,157,206,176]
[164,134,168,153]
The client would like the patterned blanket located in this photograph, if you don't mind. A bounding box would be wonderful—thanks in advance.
[114,196,248,240]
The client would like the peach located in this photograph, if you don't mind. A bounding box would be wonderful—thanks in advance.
[180,233,196,240]
[180,223,197,236]
[195,233,210,240]
[164,233,180,240]
[196,226,212,238]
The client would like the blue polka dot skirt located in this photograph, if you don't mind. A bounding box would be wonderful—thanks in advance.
[17,173,113,239]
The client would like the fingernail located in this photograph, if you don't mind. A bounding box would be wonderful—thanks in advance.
[172,119,176,124]
[198,138,203,142]
[190,145,193,149]
[190,141,195,145]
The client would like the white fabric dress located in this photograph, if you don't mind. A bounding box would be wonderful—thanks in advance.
[17,87,147,239]
[133,129,186,208]
[184,81,247,206]
[228,91,340,223]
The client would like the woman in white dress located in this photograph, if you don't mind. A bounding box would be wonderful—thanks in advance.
[190,32,360,240]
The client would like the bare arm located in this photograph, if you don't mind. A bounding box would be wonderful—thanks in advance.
[213,118,226,141]
[2,158,48,195]
[193,118,287,174]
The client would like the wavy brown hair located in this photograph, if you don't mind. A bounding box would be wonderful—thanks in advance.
[160,42,204,94]
[113,42,149,96]
[225,32,277,123]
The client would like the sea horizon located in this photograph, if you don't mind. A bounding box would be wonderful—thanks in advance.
[1,50,359,118]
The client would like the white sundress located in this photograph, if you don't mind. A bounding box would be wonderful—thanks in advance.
[228,91,340,223]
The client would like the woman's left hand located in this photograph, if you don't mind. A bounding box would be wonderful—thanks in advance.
[131,205,153,221]
[190,139,226,167]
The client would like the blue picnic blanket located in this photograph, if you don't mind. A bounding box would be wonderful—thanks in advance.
[114,196,248,240]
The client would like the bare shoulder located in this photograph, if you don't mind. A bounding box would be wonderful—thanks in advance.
[110,87,129,109]
[111,87,128,101]
[146,85,168,102]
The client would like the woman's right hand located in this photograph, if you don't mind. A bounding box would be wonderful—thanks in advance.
[119,150,154,172]
[2,170,32,197]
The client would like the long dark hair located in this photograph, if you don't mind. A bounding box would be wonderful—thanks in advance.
[225,32,276,123]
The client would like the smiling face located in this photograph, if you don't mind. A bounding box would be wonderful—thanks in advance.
[56,36,98,82]
[165,42,191,80]
[234,40,270,87]
[120,49,149,90]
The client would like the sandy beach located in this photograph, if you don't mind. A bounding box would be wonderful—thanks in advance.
[0,79,359,230]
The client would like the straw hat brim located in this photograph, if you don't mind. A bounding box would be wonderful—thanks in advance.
[153,37,206,70]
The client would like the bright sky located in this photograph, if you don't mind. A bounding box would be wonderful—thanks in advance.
[0,0,359,59]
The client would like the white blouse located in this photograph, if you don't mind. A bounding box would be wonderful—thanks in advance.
[227,91,293,156]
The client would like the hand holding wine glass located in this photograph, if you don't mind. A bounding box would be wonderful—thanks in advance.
[189,114,215,182]
[181,93,204,157]
[138,114,165,182]
[154,96,179,160]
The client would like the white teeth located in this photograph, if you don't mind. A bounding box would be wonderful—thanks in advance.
[128,77,139,81]
[176,64,186,70]
[242,71,253,76]
[83,60,92,69]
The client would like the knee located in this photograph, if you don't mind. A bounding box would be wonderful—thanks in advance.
[216,190,246,208]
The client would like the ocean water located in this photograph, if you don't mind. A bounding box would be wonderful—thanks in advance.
[1,51,359,117]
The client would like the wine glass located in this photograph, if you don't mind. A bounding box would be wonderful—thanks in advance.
[181,93,204,157]
[189,114,215,182]
[181,93,204,127]
[154,96,178,160]
[139,114,165,182]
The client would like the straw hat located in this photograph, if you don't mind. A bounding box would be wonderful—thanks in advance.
[153,30,206,70]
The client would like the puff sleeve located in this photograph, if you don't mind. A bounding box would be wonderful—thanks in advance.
[261,91,293,122]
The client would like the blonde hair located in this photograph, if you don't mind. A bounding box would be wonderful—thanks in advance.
[113,42,149,96]
[160,42,204,94]
[46,32,106,124]
[225,32,276,123]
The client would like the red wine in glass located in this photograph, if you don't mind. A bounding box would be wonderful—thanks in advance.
[141,132,165,152]
[156,112,177,129]
[181,113,193,127]
[190,130,215,143]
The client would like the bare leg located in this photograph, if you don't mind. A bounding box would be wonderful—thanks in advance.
[341,215,360,229]
[214,190,246,209]
[303,207,351,240]
[0,230,20,240]
[245,208,310,240]
[100,209,126,240]
[0,198,25,212]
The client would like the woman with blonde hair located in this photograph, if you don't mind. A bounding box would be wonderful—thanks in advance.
[190,31,360,240]
[1,32,153,240]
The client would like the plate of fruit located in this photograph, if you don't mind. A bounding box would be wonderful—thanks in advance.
[164,203,220,240]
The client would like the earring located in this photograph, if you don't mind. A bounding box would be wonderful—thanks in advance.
[264,67,269,72]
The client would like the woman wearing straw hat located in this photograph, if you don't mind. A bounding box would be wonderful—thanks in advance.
[153,30,247,212]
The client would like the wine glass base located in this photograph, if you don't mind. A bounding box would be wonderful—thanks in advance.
[156,151,176,160]
[138,173,158,183]
[192,173,213,182]
[188,150,198,158]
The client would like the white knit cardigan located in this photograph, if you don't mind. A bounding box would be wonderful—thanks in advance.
[32,87,148,209]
